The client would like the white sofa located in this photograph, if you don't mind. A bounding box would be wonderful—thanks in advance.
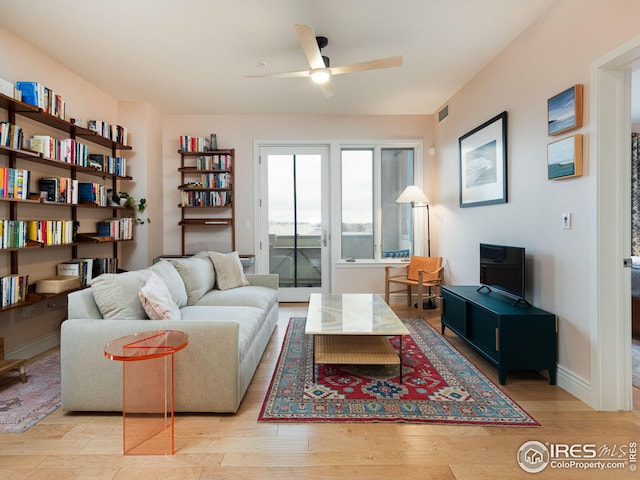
[61,251,278,413]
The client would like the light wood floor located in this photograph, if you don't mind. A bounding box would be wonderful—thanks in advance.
[1,303,640,479]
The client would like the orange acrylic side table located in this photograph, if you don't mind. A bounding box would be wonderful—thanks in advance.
[104,330,189,455]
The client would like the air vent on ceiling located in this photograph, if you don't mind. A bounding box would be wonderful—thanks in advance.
[438,105,449,123]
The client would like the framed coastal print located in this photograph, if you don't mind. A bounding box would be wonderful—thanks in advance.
[547,84,583,135]
[459,111,507,208]
[547,134,583,180]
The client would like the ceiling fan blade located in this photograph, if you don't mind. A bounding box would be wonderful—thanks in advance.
[329,55,403,76]
[294,24,325,70]
[245,70,310,79]
[319,80,334,98]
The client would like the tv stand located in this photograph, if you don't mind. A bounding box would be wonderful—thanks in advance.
[441,285,557,385]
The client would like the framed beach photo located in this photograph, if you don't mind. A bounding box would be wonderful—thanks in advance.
[547,84,583,136]
[547,134,583,180]
[459,111,508,208]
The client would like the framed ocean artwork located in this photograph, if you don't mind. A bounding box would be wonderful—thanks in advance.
[547,134,583,180]
[547,84,583,136]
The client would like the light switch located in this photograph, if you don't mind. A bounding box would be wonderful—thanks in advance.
[562,212,571,230]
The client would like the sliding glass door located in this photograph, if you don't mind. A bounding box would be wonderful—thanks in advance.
[259,145,330,301]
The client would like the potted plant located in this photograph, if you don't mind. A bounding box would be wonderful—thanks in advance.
[114,191,150,225]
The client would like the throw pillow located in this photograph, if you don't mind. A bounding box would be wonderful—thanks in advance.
[91,270,150,319]
[170,252,216,304]
[139,271,182,320]
[208,251,249,290]
[149,260,188,307]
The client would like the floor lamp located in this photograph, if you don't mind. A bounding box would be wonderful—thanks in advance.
[396,185,436,308]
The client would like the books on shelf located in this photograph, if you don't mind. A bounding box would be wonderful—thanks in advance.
[179,135,212,152]
[57,258,94,286]
[87,153,127,176]
[96,217,133,240]
[0,167,30,200]
[0,220,28,248]
[200,172,231,188]
[77,182,107,206]
[57,257,116,282]
[0,122,24,149]
[0,78,20,100]
[87,120,128,146]
[30,136,89,166]
[15,81,65,119]
[196,154,231,170]
[38,177,78,204]
[27,219,75,246]
[0,274,28,307]
[181,190,232,207]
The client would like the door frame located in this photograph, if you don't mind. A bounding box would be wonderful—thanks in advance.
[590,33,640,411]
[254,140,331,300]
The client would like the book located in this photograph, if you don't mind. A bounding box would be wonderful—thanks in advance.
[70,258,94,285]
[38,177,58,202]
[15,81,39,107]
[77,182,96,204]
[57,261,80,277]
[0,78,14,98]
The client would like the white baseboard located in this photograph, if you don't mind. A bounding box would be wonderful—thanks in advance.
[555,363,592,406]
[6,331,60,360]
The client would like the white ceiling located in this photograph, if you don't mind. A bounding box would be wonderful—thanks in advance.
[0,0,556,116]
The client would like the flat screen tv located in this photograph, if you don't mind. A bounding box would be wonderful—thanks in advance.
[479,243,526,305]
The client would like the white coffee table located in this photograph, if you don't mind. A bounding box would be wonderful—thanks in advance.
[305,293,410,382]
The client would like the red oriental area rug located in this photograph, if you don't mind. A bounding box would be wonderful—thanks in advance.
[259,318,539,426]
[0,351,60,433]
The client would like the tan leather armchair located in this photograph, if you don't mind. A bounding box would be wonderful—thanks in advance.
[384,256,444,316]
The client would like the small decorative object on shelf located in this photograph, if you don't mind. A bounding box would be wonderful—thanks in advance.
[117,192,149,225]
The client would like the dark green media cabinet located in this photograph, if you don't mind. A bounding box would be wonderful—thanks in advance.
[441,285,557,385]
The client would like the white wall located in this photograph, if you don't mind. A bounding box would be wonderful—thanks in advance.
[161,114,433,256]
[119,101,164,269]
[434,0,640,393]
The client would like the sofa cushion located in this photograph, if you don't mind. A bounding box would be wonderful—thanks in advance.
[91,270,150,319]
[170,253,215,305]
[196,285,277,311]
[139,271,182,320]
[208,251,249,290]
[179,305,264,361]
[149,260,188,307]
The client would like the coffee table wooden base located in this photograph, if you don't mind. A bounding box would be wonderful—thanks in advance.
[312,335,404,383]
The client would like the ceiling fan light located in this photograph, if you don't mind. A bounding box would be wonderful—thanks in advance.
[310,68,331,84]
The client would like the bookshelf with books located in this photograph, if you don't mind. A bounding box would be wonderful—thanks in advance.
[178,145,235,256]
[0,89,134,310]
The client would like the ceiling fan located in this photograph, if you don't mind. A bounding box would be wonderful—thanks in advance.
[246,24,403,98]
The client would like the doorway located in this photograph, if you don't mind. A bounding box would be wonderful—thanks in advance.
[258,145,330,302]
[591,35,640,411]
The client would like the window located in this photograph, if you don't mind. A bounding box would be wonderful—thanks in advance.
[341,149,373,259]
[340,146,418,260]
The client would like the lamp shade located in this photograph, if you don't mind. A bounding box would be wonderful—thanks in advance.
[396,185,430,204]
